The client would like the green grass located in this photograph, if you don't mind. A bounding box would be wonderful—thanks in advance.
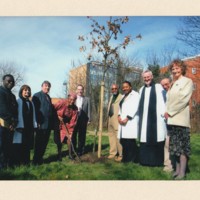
[0,132,200,180]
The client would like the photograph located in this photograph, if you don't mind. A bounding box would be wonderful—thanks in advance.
[0,0,200,199]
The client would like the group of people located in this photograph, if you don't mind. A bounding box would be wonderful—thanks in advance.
[0,58,193,180]
[0,76,90,168]
[107,59,193,180]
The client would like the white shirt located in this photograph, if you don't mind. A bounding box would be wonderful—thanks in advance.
[76,95,83,111]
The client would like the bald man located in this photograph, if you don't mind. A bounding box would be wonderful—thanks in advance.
[160,78,171,92]
[107,84,122,161]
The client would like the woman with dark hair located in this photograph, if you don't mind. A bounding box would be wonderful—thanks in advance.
[164,59,193,179]
[118,81,139,163]
[12,85,37,166]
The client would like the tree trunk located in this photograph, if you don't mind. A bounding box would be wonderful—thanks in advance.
[97,81,105,158]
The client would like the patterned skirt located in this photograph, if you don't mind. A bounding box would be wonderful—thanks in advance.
[168,125,191,157]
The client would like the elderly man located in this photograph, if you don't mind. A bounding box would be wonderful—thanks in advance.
[107,84,122,161]
[138,70,167,166]
[160,78,174,172]
[0,74,18,168]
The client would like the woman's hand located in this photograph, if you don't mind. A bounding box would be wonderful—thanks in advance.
[164,112,169,119]
[121,118,129,125]
[118,116,128,125]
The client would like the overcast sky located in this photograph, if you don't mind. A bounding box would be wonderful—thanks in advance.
[0,16,188,97]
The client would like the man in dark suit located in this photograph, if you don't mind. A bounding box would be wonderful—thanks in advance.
[32,80,53,165]
[72,84,91,156]
[0,74,18,168]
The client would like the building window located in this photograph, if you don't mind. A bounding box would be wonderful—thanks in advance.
[193,82,197,90]
[192,68,197,74]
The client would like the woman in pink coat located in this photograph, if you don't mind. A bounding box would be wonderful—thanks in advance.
[53,93,78,161]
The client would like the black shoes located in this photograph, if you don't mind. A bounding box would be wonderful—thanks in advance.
[57,154,62,161]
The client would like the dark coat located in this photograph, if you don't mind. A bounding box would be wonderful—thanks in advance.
[79,96,91,122]
[32,91,53,130]
[0,86,18,125]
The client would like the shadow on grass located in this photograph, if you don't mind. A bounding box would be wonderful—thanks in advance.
[0,170,37,180]
[43,143,109,164]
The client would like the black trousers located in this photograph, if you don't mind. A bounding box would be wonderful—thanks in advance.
[11,143,31,166]
[0,127,13,168]
[72,117,88,155]
[120,138,138,163]
[33,129,51,164]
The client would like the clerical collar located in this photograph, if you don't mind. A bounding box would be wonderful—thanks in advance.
[145,81,155,87]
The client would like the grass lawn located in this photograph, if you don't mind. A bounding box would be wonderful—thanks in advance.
[0,132,200,180]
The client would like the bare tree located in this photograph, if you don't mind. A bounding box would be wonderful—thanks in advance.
[177,17,200,55]
[78,16,141,157]
[145,44,183,82]
[159,44,181,66]
[0,61,25,93]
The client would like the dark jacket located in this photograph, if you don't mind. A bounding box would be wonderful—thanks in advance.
[79,96,91,122]
[0,86,18,125]
[32,91,53,130]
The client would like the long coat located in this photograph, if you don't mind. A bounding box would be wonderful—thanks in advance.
[166,76,193,128]
[13,98,37,145]
[32,91,53,130]
[0,86,18,126]
[118,90,139,139]
[78,96,91,122]
[53,99,78,142]
[138,84,167,143]
[16,98,37,129]
[107,93,122,131]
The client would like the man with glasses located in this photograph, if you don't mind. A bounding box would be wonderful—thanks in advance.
[0,74,18,168]
[107,84,122,161]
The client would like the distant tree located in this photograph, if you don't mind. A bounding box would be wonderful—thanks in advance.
[113,55,143,91]
[145,46,183,82]
[78,16,141,157]
[159,44,181,66]
[0,61,25,93]
[177,16,200,54]
[148,63,161,82]
[145,51,161,82]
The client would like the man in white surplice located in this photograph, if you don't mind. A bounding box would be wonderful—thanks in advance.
[138,70,167,166]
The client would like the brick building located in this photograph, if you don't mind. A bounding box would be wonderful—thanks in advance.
[68,63,89,96]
